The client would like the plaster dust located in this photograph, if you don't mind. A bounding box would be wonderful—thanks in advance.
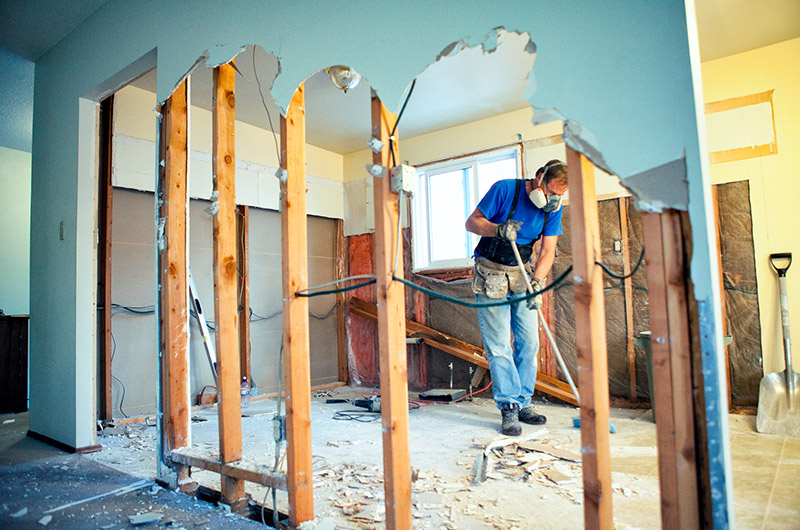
[86,387,664,529]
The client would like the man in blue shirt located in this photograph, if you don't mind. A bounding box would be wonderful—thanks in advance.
[465,160,568,435]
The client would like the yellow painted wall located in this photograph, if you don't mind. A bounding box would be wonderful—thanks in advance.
[114,84,344,182]
[701,37,800,374]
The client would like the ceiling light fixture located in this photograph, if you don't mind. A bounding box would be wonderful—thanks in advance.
[325,65,362,93]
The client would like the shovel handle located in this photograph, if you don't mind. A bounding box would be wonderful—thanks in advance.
[770,253,792,277]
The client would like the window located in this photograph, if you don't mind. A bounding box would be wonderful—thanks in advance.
[412,146,521,270]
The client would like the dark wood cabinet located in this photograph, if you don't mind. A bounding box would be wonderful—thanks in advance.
[0,315,28,414]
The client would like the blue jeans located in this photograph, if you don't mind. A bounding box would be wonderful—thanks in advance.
[476,292,539,409]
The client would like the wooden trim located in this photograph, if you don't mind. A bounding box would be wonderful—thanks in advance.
[237,205,252,387]
[280,84,314,526]
[371,95,412,530]
[335,219,349,383]
[619,197,637,402]
[212,61,245,505]
[349,297,578,406]
[413,141,523,169]
[642,211,700,529]
[98,95,114,423]
[159,80,190,460]
[566,147,613,530]
[170,450,287,491]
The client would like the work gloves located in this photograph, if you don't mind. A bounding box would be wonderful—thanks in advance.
[495,219,522,242]
[528,278,543,310]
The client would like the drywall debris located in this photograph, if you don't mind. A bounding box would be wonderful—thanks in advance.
[38,515,53,525]
[516,441,581,462]
[620,156,688,212]
[204,191,219,215]
[3,418,15,424]
[129,511,163,525]
[11,507,28,518]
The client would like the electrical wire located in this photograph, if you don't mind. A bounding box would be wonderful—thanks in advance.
[390,265,573,309]
[295,274,377,298]
[252,46,281,165]
[595,247,645,280]
[109,328,129,418]
[388,79,417,168]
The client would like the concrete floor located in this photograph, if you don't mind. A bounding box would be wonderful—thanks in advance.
[1,387,798,529]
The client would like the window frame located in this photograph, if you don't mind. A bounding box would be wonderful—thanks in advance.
[411,145,522,272]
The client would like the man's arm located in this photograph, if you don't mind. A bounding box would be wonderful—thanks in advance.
[465,207,498,237]
[532,234,559,281]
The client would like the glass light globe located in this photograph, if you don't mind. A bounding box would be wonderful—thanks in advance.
[325,65,362,93]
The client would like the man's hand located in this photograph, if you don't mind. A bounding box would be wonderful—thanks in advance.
[528,278,543,309]
[495,220,522,241]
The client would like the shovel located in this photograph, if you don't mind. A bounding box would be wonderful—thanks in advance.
[756,253,800,436]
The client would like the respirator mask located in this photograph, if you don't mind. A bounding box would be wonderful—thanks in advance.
[529,188,563,212]
[529,161,565,212]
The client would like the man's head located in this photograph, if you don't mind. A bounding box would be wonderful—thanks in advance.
[529,159,568,211]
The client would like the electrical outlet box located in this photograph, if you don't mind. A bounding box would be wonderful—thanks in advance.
[390,165,417,195]
[272,414,286,442]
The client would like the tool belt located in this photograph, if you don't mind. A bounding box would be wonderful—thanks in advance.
[472,257,534,299]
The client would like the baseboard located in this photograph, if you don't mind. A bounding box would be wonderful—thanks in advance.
[27,430,102,454]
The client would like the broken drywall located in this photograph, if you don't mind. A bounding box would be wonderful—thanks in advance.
[620,156,690,213]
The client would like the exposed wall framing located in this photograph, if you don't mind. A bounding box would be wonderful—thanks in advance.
[280,83,315,525]
[565,147,613,529]
[211,60,245,507]
[158,79,191,483]
[371,94,413,530]
[237,205,252,388]
[642,210,700,528]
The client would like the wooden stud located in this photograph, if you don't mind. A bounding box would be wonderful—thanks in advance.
[371,94,412,530]
[565,147,613,530]
[335,218,349,383]
[159,81,190,466]
[98,95,114,423]
[237,205,252,387]
[280,84,314,526]
[212,61,245,505]
[619,197,637,402]
[642,211,700,529]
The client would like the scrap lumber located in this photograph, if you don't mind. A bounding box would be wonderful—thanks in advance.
[566,147,613,530]
[280,83,314,525]
[371,93,412,530]
[349,297,578,406]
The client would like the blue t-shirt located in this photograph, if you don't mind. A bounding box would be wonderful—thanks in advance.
[475,179,563,246]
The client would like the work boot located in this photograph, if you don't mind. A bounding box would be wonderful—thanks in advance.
[500,403,521,436]
[519,406,547,425]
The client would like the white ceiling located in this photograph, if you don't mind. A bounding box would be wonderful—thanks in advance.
[129,33,536,154]
[694,0,800,61]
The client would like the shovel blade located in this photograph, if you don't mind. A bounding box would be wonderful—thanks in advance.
[756,370,800,437]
